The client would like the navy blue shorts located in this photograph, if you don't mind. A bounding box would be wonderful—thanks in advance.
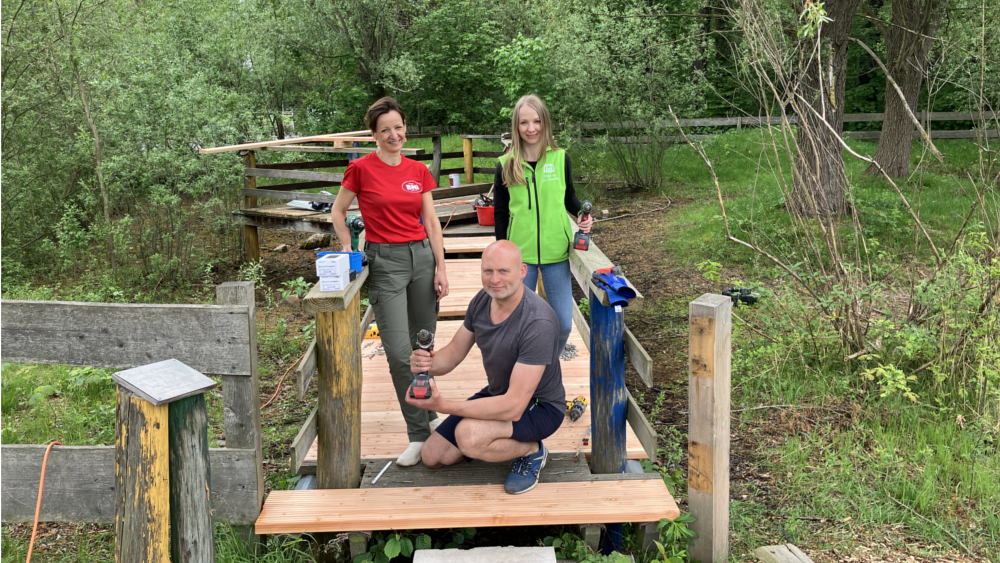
[434,386,565,451]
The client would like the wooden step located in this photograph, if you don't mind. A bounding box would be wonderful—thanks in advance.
[255,479,679,535]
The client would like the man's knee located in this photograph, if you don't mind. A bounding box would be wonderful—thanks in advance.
[453,420,483,456]
[421,434,461,468]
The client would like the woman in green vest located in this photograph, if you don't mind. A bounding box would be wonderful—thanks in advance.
[493,94,593,354]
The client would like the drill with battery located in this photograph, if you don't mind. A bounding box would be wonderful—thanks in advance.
[408,329,435,400]
[345,215,365,252]
[573,201,593,251]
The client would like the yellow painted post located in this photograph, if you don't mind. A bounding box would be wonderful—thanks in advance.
[463,137,474,184]
[115,388,170,563]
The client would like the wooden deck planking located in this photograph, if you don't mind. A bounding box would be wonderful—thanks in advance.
[240,195,478,224]
[301,320,647,467]
[443,237,495,254]
[255,480,680,534]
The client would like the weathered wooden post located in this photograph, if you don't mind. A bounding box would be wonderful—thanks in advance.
[688,294,731,563]
[589,290,627,475]
[303,268,368,562]
[113,358,218,563]
[241,150,260,263]
[463,137,474,184]
[430,134,442,186]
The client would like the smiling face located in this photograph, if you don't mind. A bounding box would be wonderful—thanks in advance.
[373,110,407,154]
[481,241,527,302]
[516,105,544,150]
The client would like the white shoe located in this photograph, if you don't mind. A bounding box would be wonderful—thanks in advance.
[429,417,442,432]
[397,441,424,466]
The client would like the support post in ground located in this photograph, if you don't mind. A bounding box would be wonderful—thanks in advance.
[588,287,627,554]
[688,294,731,563]
[430,134,442,186]
[169,394,215,563]
[463,137,474,184]
[242,150,260,264]
[114,387,170,563]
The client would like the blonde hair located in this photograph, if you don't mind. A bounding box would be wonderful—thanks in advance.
[502,95,561,188]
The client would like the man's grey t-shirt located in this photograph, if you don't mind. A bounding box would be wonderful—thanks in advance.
[463,288,566,409]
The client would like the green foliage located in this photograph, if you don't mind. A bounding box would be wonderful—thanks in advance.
[542,533,630,562]
[652,513,698,563]
[578,297,590,317]
[494,34,554,117]
[354,531,433,562]
[281,277,312,300]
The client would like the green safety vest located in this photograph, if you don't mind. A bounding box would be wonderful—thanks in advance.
[498,149,574,265]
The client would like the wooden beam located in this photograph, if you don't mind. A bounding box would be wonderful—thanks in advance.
[245,168,345,183]
[243,189,338,203]
[243,151,259,264]
[244,181,340,192]
[303,266,370,314]
[234,213,338,235]
[115,387,170,563]
[168,394,215,562]
[0,301,252,376]
[430,134,442,185]
[295,338,318,400]
[256,160,350,170]
[566,218,643,311]
[625,325,653,388]
[431,183,492,200]
[264,146,423,155]
[199,133,364,155]
[290,408,318,475]
[626,390,657,460]
[589,289,627,475]
[1,446,261,525]
[410,151,464,161]
[688,294,731,563]
[316,290,363,490]
[754,545,816,563]
[463,138,474,184]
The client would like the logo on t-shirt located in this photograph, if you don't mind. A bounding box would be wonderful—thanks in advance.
[401,181,422,193]
[543,163,555,174]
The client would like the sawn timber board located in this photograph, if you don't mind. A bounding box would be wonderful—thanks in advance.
[300,320,648,469]
[255,480,680,534]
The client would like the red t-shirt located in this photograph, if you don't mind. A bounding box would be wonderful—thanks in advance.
[341,153,438,244]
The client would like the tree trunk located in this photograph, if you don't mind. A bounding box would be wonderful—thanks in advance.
[791,0,861,217]
[866,0,946,177]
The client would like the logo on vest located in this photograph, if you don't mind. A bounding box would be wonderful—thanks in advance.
[543,163,555,174]
[401,181,422,193]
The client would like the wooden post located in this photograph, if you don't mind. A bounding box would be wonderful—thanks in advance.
[430,134,442,186]
[463,137,474,184]
[589,287,627,475]
[688,294,731,563]
[242,150,260,264]
[315,290,363,489]
[113,359,219,563]
[115,388,170,563]
[216,282,265,546]
[169,394,215,563]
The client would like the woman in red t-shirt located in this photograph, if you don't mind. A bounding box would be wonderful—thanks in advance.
[331,97,449,466]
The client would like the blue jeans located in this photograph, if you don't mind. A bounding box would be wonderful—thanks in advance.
[523,260,574,354]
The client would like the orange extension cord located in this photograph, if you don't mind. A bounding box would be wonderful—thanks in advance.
[262,351,306,409]
[26,440,61,563]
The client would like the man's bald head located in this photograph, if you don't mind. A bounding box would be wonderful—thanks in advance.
[481,240,527,302]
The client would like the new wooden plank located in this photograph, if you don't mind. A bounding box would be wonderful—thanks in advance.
[0,301,252,376]
[1,446,260,525]
[255,160,350,170]
[199,132,366,155]
[245,168,345,183]
[264,146,424,155]
[754,544,815,563]
[255,480,679,534]
[442,222,495,237]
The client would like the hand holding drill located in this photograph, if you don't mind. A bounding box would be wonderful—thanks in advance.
[408,329,435,400]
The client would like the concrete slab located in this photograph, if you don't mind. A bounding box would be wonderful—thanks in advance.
[413,546,557,563]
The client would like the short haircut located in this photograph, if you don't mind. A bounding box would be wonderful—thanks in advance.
[366,97,406,132]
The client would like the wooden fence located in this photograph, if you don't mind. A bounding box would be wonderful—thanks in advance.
[0,282,264,528]
[567,111,998,143]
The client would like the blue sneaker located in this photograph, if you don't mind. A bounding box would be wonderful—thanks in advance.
[504,442,547,494]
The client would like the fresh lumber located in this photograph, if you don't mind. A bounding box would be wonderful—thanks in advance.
[0,300,252,376]
[198,131,368,155]
[264,146,424,155]
[754,545,815,563]
[443,236,495,254]
[255,480,679,534]
[244,168,345,183]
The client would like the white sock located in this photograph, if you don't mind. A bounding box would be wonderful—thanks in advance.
[429,417,442,432]
[397,441,424,466]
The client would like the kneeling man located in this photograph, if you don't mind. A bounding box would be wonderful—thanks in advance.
[406,240,566,494]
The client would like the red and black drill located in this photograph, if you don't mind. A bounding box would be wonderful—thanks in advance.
[573,200,593,251]
[408,329,435,399]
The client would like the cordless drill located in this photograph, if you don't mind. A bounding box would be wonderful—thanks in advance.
[573,201,593,251]
[345,215,365,252]
[408,329,435,400]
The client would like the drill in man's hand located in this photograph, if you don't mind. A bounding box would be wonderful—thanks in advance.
[573,200,593,251]
[408,329,435,400]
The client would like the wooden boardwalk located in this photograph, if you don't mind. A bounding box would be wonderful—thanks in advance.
[299,251,648,471]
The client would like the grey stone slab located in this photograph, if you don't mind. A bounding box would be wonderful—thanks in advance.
[413,546,556,563]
